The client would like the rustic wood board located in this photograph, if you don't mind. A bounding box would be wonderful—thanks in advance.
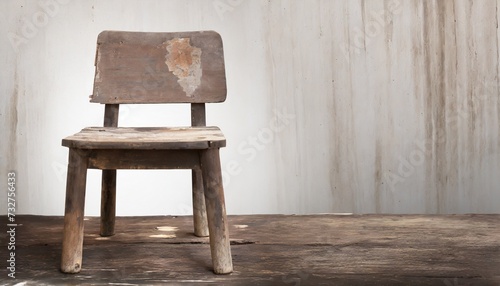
[62,126,226,149]
[87,149,201,170]
[92,30,226,104]
[1,215,499,285]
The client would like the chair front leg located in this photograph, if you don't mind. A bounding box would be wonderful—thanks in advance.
[200,148,233,274]
[61,149,89,273]
[100,169,117,237]
[192,167,209,237]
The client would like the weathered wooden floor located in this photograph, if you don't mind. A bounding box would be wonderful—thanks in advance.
[1,214,499,285]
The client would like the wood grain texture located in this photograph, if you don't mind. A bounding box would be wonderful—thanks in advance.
[60,149,89,273]
[91,30,226,104]
[100,169,116,237]
[200,148,233,274]
[101,104,120,236]
[62,127,226,150]
[3,214,499,285]
[100,104,119,237]
[192,167,209,237]
[191,103,206,127]
[191,103,209,237]
[103,104,119,127]
[87,149,200,170]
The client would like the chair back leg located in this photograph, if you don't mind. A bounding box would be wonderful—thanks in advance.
[192,167,209,237]
[100,169,117,237]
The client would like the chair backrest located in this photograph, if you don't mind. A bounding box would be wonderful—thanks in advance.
[91,30,227,104]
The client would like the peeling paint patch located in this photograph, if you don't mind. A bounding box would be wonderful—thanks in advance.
[234,224,248,229]
[165,38,202,97]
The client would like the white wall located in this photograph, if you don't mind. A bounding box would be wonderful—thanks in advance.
[1,0,499,216]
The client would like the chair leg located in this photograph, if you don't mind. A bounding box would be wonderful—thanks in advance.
[192,167,209,237]
[100,169,116,237]
[200,148,233,274]
[61,149,89,273]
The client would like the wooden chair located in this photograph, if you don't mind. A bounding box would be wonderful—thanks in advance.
[60,30,233,274]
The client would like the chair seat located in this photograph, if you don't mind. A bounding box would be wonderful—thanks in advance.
[62,126,226,150]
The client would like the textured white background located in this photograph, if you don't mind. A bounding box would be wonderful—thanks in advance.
[1,0,499,215]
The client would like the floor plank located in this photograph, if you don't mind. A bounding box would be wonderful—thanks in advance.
[1,214,499,285]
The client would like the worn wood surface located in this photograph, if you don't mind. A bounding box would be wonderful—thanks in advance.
[100,104,119,236]
[91,30,226,104]
[200,148,233,274]
[191,103,209,237]
[102,104,119,127]
[192,167,209,237]
[62,126,226,150]
[191,103,206,127]
[100,169,116,236]
[87,149,200,170]
[1,214,499,285]
[60,149,89,273]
